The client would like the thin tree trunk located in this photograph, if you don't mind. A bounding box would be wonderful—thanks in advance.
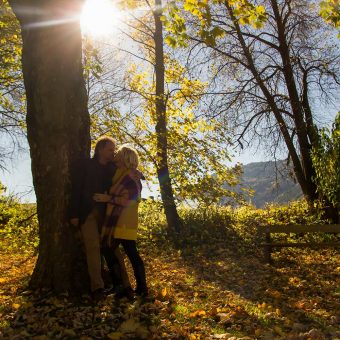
[270,0,317,202]
[10,0,91,293]
[300,65,318,146]
[153,0,181,233]
[226,4,312,199]
[226,2,318,204]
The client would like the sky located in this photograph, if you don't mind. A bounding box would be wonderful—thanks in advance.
[0,0,269,202]
[1,0,338,203]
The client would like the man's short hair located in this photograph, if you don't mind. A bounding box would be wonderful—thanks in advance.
[93,136,116,159]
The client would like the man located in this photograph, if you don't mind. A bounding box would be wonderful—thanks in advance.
[69,136,131,301]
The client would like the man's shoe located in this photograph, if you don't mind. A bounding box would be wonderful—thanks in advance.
[135,287,149,297]
[92,288,105,303]
[104,285,117,296]
[135,289,154,303]
[135,289,149,298]
[115,286,134,301]
[124,287,135,300]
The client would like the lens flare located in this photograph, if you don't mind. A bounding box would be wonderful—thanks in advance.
[80,0,122,37]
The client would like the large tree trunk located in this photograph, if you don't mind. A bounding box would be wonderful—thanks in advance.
[153,0,181,233]
[10,0,91,293]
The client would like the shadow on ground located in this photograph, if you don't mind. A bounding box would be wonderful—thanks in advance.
[160,219,339,338]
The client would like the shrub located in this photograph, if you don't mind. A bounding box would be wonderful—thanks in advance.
[0,185,38,253]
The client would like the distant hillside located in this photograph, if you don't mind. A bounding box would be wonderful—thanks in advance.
[240,160,302,207]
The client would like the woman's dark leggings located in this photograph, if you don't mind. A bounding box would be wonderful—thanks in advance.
[102,247,131,289]
[103,239,148,293]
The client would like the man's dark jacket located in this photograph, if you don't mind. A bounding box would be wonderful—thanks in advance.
[69,158,116,224]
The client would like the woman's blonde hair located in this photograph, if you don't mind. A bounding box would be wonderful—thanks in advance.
[115,144,139,169]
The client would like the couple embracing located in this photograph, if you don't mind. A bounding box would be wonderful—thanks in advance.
[69,137,148,301]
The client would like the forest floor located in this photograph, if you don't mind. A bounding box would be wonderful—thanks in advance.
[0,225,339,340]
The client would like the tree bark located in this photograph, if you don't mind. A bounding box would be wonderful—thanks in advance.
[153,0,181,233]
[9,0,91,293]
[226,4,314,201]
[225,1,320,204]
[270,0,317,202]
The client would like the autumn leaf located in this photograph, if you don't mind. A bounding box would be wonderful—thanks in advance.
[107,332,124,340]
[255,328,262,336]
[190,310,206,318]
[189,334,200,340]
[266,288,282,299]
[119,318,140,333]
[63,329,77,337]
[135,325,149,339]
[0,200,338,339]
[274,326,284,336]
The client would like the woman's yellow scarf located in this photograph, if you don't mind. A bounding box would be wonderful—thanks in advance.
[109,167,131,195]
[101,167,131,244]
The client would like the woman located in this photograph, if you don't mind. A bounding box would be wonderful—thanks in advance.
[93,145,148,298]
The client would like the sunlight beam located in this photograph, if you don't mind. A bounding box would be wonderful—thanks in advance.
[80,0,122,37]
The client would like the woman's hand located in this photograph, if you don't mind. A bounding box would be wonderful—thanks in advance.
[93,193,112,203]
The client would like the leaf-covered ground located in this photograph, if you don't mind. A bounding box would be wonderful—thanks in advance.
[0,202,339,339]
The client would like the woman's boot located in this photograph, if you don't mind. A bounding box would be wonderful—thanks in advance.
[134,264,148,297]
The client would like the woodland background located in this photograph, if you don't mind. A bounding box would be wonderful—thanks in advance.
[0,0,339,338]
